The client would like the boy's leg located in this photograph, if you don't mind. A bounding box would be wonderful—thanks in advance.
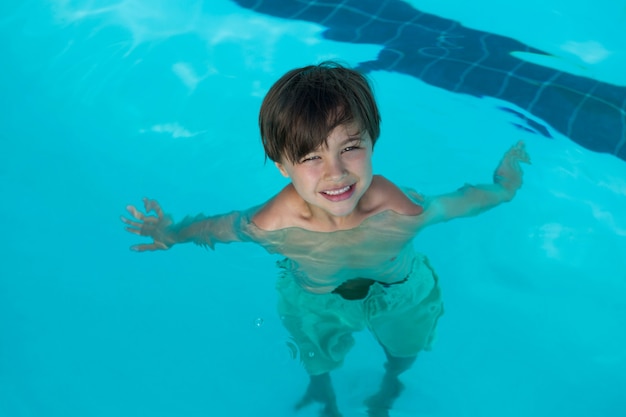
[276,268,363,417]
[295,373,343,417]
[277,304,356,416]
[365,259,444,416]
[365,347,416,417]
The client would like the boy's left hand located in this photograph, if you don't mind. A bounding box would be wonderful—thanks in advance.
[493,141,531,199]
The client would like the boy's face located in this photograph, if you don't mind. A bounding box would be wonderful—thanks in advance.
[275,123,374,220]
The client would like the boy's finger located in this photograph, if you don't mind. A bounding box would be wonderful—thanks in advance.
[124,226,143,236]
[126,205,144,220]
[120,216,142,228]
[152,202,164,218]
[143,198,155,213]
[143,198,166,219]
[131,243,153,252]
[131,243,167,252]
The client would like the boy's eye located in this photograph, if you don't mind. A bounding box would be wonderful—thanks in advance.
[343,142,362,152]
[300,155,320,163]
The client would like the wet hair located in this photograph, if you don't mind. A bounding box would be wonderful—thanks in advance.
[259,61,381,163]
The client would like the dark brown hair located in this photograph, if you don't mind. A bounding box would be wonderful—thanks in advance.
[259,61,381,163]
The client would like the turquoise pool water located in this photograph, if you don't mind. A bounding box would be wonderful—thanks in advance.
[1,1,625,416]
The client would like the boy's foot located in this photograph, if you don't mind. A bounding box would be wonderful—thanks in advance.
[364,374,405,417]
[295,373,343,417]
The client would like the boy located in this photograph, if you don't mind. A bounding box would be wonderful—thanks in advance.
[122,62,530,417]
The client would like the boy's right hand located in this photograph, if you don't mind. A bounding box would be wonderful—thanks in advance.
[121,198,176,251]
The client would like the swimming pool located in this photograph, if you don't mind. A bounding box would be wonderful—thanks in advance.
[1,1,625,416]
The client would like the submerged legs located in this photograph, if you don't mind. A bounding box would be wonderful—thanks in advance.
[295,372,343,417]
[293,351,416,417]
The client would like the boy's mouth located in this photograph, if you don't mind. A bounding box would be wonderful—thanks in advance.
[320,184,355,201]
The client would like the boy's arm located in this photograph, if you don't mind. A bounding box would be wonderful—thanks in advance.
[422,141,531,225]
[121,198,248,251]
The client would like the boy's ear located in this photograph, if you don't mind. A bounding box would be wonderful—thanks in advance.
[275,162,289,178]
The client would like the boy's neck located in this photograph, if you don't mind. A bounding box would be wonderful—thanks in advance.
[291,184,380,232]
[300,203,367,232]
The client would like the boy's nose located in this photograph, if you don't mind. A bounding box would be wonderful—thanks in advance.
[324,157,347,181]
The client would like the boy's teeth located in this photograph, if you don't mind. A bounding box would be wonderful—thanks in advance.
[324,185,350,195]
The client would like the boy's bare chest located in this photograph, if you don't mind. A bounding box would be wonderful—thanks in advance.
[280,222,414,271]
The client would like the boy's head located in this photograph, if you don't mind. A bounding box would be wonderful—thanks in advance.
[259,61,381,164]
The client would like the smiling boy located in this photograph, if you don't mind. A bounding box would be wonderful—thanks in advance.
[122,61,530,417]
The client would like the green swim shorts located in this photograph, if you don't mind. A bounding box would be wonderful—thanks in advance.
[276,255,444,375]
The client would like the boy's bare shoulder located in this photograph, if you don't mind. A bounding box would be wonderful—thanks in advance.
[250,185,303,231]
[365,175,423,216]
